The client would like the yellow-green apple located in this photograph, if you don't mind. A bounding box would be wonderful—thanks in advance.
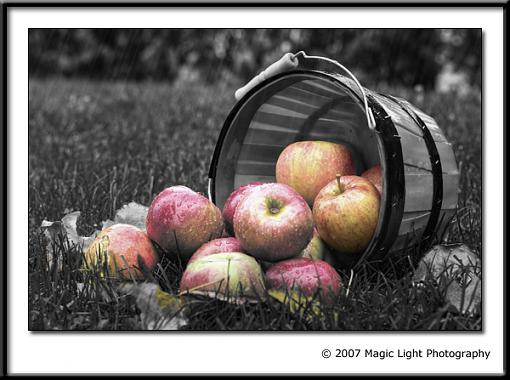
[361,164,383,196]
[179,252,266,301]
[234,183,314,262]
[188,237,244,264]
[146,186,224,260]
[261,228,330,270]
[83,223,159,280]
[299,227,329,260]
[222,182,263,235]
[265,257,342,304]
[313,175,380,255]
[275,141,355,205]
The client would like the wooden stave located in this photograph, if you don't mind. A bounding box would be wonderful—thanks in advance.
[215,72,459,260]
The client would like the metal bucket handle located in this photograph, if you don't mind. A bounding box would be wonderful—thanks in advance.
[234,51,376,130]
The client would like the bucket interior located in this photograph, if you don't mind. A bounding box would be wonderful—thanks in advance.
[213,72,383,209]
[211,71,390,267]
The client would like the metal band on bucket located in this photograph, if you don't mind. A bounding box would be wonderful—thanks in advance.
[353,94,405,267]
[394,100,444,247]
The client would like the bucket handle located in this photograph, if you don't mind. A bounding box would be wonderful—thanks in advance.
[234,51,376,130]
[294,51,376,130]
[234,52,299,100]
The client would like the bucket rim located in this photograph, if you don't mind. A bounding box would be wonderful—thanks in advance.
[208,69,405,269]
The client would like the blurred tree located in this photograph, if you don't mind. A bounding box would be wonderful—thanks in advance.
[342,29,443,89]
[29,29,481,90]
[437,29,481,87]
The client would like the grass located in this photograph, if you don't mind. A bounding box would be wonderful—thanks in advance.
[28,77,482,331]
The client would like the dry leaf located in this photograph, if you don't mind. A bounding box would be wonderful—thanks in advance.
[118,283,188,330]
[268,288,337,323]
[74,282,187,330]
[41,202,149,272]
[413,244,481,314]
[113,202,149,230]
[41,211,97,271]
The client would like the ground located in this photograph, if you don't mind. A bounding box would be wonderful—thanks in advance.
[28,78,482,330]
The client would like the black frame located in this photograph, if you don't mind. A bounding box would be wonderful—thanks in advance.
[1,1,506,377]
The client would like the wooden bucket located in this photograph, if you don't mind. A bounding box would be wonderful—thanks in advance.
[208,51,459,268]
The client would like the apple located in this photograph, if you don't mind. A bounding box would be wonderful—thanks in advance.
[313,175,380,255]
[188,237,244,264]
[180,252,266,301]
[361,164,383,196]
[299,227,329,260]
[222,182,264,235]
[275,141,355,205]
[83,223,159,280]
[234,183,314,262]
[146,186,224,260]
[265,258,342,304]
[261,228,328,270]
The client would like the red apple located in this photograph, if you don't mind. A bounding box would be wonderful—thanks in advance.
[234,183,314,262]
[222,182,264,235]
[83,223,159,280]
[361,164,383,196]
[275,141,355,205]
[180,252,266,301]
[265,258,342,304]
[146,186,224,260]
[188,237,244,264]
[313,175,380,255]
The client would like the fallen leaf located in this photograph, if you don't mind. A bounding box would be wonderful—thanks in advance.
[41,211,97,272]
[74,281,188,330]
[113,202,149,230]
[40,202,149,272]
[96,319,109,330]
[268,288,337,324]
[75,281,117,303]
[101,219,115,230]
[117,283,188,330]
[413,244,481,314]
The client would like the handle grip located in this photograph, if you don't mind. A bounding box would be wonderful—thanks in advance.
[234,52,299,101]
[234,51,376,130]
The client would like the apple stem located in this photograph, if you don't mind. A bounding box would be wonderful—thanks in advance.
[336,174,344,193]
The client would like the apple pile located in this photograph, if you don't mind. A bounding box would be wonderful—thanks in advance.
[179,140,381,304]
[276,141,382,256]
[83,140,382,306]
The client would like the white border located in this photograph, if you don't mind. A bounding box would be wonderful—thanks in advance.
[9,7,504,375]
